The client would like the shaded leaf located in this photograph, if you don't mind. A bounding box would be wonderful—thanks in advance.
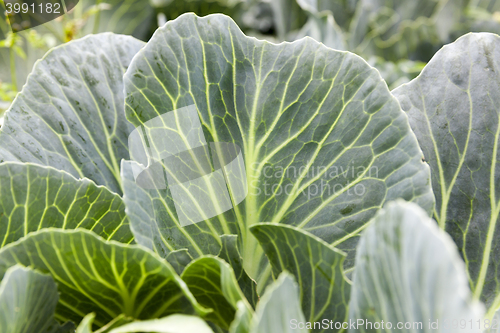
[251,223,349,331]
[76,313,133,333]
[269,0,308,39]
[219,235,258,308]
[229,301,252,333]
[294,0,359,29]
[73,0,155,40]
[350,0,466,61]
[151,0,246,26]
[295,0,346,50]
[181,256,252,330]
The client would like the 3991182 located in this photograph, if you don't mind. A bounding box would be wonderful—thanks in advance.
[4,2,62,14]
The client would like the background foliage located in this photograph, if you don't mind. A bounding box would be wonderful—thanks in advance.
[2,0,500,115]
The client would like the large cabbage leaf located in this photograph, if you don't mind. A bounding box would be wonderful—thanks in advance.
[0,34,144,195]
[121,13,434,282]
[349,200,484,333]
[393,32,500,316]
[0,265,74,333]
[0,162,132,248]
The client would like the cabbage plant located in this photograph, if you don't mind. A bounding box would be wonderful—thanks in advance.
[0,13,496,333]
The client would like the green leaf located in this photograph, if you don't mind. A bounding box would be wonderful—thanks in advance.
[0,229,209,328]
[166,249,193,275]
[295,0,346,50]
[250,223,349,331]
[269,0,308,39]
[0,33,144,195]
[151,0,246,25]
[0,162,132,248]
[294,0,359,30]
[219,235,258,308]
[122,13,434,283]
[76,313,134,333]
[486,309,500,332]
[250,272,307,333]
[349,0,466,61]
[348,200,484,333]
[96,315,134,333]
[392,32,500,315]
[72,0,155,40]
[295,12,345,51]
[108,314,214,333]
[181,256,252,330]
[76,313,95,333]
[229,301,252,333]
[0,265,60,333]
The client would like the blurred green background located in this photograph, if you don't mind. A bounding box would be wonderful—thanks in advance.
[1,0,500,115]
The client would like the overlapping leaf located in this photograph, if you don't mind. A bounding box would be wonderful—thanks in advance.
[295,0,346,50]
[166,249,193,275]
[251,223,349,331]
[249,272,307,333]
[151,0,245,25]
[76,313,133,333]
[0,34,144,194]
[349,200,484,333]
[219,235,258,307]
[0,229,209,328]
[392,32,500,315]
[71,0,155,40]
[229,272,306,333]
[122,13,434,283]
[0,162,132,248]
[0,265,72,333]
[268,0,308,39]
[181,256,252,330]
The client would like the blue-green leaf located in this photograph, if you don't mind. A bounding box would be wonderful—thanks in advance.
[349,200,484,333]
[0,162,132,248]
[392,32,500,315]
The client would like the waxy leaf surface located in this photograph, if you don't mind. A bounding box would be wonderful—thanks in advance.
[251,223,349,332]
[349,200,484,333]
[122,13,434,282]
[0,265,65,333]
[393,32,500,314]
